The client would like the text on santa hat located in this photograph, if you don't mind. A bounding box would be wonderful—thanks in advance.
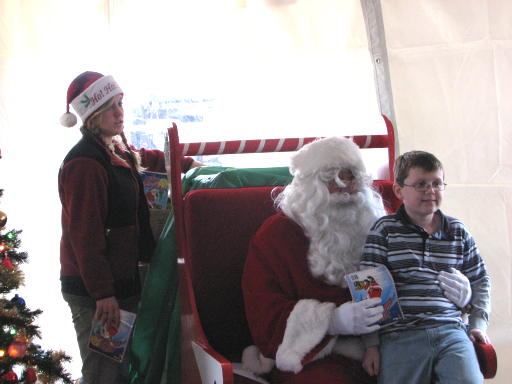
[80,82,119,108]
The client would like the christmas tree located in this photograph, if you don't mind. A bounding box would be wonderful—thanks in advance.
[0,189,72,384]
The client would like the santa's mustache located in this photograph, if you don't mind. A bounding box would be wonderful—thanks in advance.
[327,190,364,207]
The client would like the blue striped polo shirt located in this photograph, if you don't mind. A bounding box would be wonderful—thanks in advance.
[361,205,490,333]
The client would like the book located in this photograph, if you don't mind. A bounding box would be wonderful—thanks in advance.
[141,171,169,209]
[345,265,403,326]
[88,310,136,362]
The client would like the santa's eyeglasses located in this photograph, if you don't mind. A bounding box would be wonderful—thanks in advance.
[320,168,356,183]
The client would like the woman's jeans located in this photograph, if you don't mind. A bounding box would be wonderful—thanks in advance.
[62,293,139,384]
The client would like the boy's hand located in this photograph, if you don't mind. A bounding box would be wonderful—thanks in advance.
[362,346,380,376]
[470,328,491,344]
[438,268,471,308]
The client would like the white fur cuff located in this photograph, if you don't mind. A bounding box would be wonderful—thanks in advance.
[242,345,275,375]
[276,299,335,373]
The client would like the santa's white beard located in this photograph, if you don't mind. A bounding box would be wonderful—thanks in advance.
[304,190,380,286]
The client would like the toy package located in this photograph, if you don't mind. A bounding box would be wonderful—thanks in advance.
[141,171,169,209]
[345,265,403,326]
[88,310,136,362]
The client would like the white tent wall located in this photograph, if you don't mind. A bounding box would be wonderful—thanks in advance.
[380,0,511,381]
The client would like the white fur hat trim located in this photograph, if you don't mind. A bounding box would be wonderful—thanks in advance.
[290,136,366,177]
[70,75,122,123]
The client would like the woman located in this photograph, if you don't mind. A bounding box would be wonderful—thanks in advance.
[58,71,197,383]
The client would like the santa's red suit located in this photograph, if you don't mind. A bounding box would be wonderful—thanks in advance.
[242,211,375,384]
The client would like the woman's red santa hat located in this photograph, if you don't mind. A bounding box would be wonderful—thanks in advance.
[60,71,123,127]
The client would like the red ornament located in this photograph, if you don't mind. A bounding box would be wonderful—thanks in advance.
[2,256,13,269]
[1,370,18,382]
[24,367,37,383]
[7,337,28,358]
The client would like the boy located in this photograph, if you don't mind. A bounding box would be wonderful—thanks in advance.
[359,150,490,384]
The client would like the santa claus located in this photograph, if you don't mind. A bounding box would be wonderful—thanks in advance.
[242,136,387,384]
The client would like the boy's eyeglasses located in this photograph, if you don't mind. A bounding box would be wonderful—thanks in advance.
[402,181,447,192]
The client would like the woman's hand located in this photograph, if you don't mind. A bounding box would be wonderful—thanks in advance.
[362,346,380,376]
[190,159,205,169]
[95,296,120,329]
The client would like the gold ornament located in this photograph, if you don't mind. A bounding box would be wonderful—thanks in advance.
[0,210,6,229]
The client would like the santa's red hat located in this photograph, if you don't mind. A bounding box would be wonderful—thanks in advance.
[60,71,123,127]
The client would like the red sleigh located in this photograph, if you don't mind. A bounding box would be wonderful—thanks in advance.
[165,116,496,383]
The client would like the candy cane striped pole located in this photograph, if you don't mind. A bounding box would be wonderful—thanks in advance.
[180,134,389,156]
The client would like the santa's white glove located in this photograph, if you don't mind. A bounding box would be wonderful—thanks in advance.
[438,267,472,308]
[328,298,383,336]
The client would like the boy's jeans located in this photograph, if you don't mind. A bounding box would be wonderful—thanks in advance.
[378,322,483,384]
